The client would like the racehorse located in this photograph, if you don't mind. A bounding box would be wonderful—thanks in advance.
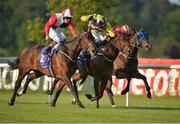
[104,28,152,107]
[8,31,96,108]
[70,33,132,108]
[72,28,151,108]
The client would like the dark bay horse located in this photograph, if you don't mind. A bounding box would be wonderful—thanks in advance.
[72,29,152,108]
[8,32,96,108]
[71,33,132,108]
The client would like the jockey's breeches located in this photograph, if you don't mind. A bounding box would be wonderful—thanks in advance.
[91,30,106,44]
[48,27,66,49]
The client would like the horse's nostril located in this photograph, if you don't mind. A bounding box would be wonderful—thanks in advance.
[92,50,96,54]
[146,45,150,48]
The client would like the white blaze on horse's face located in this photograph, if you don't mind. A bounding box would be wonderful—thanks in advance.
[137,31,151,51]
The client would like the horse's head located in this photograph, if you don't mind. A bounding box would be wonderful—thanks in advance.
[130,29,152,51]
[77,32,97,54]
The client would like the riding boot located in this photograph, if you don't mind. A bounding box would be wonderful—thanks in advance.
[44,46,52,56]
[44,41,57,56]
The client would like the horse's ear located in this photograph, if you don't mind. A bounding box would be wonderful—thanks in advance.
[131,27,137,34]
[139,27,144,32]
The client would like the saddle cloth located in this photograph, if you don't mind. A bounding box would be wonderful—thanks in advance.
[39,46,57,69]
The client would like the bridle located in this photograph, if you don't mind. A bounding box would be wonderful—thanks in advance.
[129,31,149,48]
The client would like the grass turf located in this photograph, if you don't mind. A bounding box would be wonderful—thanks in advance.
[0,90,180,123]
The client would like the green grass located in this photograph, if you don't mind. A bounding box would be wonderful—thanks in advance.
[0,90,180,123]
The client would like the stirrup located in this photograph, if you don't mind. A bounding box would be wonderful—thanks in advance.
[43,51,50,57]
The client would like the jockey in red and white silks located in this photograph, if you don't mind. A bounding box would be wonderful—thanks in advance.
[44,8,77,54]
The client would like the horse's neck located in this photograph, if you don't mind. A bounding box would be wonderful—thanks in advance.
[102,40,119,61]
[129,33,138,58]
[63,40,81,60]
[130,32,138,45]
[131,47,138,57]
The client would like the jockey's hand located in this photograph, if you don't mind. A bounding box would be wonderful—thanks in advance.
[106,36,111,42]
[45,35,49,41]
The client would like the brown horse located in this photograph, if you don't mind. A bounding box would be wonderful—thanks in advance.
[8,32,96,108]
[104,29,152,106]
[72,29,152,108]
[70,33,132,108]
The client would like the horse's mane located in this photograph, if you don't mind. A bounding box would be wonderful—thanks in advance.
[60,31,89,53]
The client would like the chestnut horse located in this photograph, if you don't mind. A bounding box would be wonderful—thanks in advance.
[72,29,151,108]
[8,32,96,108]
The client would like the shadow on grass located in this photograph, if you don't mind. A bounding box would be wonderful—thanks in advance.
[0,100,50,106]
[16,101,50,105]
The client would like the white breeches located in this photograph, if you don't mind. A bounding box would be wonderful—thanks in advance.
[49,27,67,49]
[91,31,106,44]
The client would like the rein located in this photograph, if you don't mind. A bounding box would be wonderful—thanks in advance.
[96,52,114,63]
[59,50,76,62]
[118,51,137,59]
[96,36,121,63]
[57,32,91,63]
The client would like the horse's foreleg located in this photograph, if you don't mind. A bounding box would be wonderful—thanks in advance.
[96,79,109,107]
[133,71,151,99]
[51,81,65,107]
[114,69,131,95]
[9,70,29,106]
[105,79,116,107]
[46,79,59,95]
[121,77,131,95]
[71,71,88,105]
[71,72,81,105]
[65,78,85,108]
[114,69,128,79]
[17,71,44,96]
[94,77,100,108]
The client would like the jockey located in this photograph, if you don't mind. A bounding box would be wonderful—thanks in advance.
[81,14,115,46]
[44,8,77,55]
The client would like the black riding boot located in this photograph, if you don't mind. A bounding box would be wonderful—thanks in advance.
[44,46,52,56]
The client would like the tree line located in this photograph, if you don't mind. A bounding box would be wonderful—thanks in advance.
[0,0,179,58]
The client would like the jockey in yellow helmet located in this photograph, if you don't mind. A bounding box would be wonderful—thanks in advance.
[81,14,115,46]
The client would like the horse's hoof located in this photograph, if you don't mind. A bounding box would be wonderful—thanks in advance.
[147,92,152,99]
[79,104,85,108]
[85,94,92,99]
[121,90,128,95]
[51,103,55,107]
[45,90,52,95]
[8,102,14,106]
[17,93,22,97]
[111,105,116,108]
[71,98,76,105]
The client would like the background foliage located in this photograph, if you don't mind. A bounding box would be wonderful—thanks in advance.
[0,0,179,58]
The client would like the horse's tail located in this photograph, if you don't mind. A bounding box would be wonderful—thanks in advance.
[7,58,19,70]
